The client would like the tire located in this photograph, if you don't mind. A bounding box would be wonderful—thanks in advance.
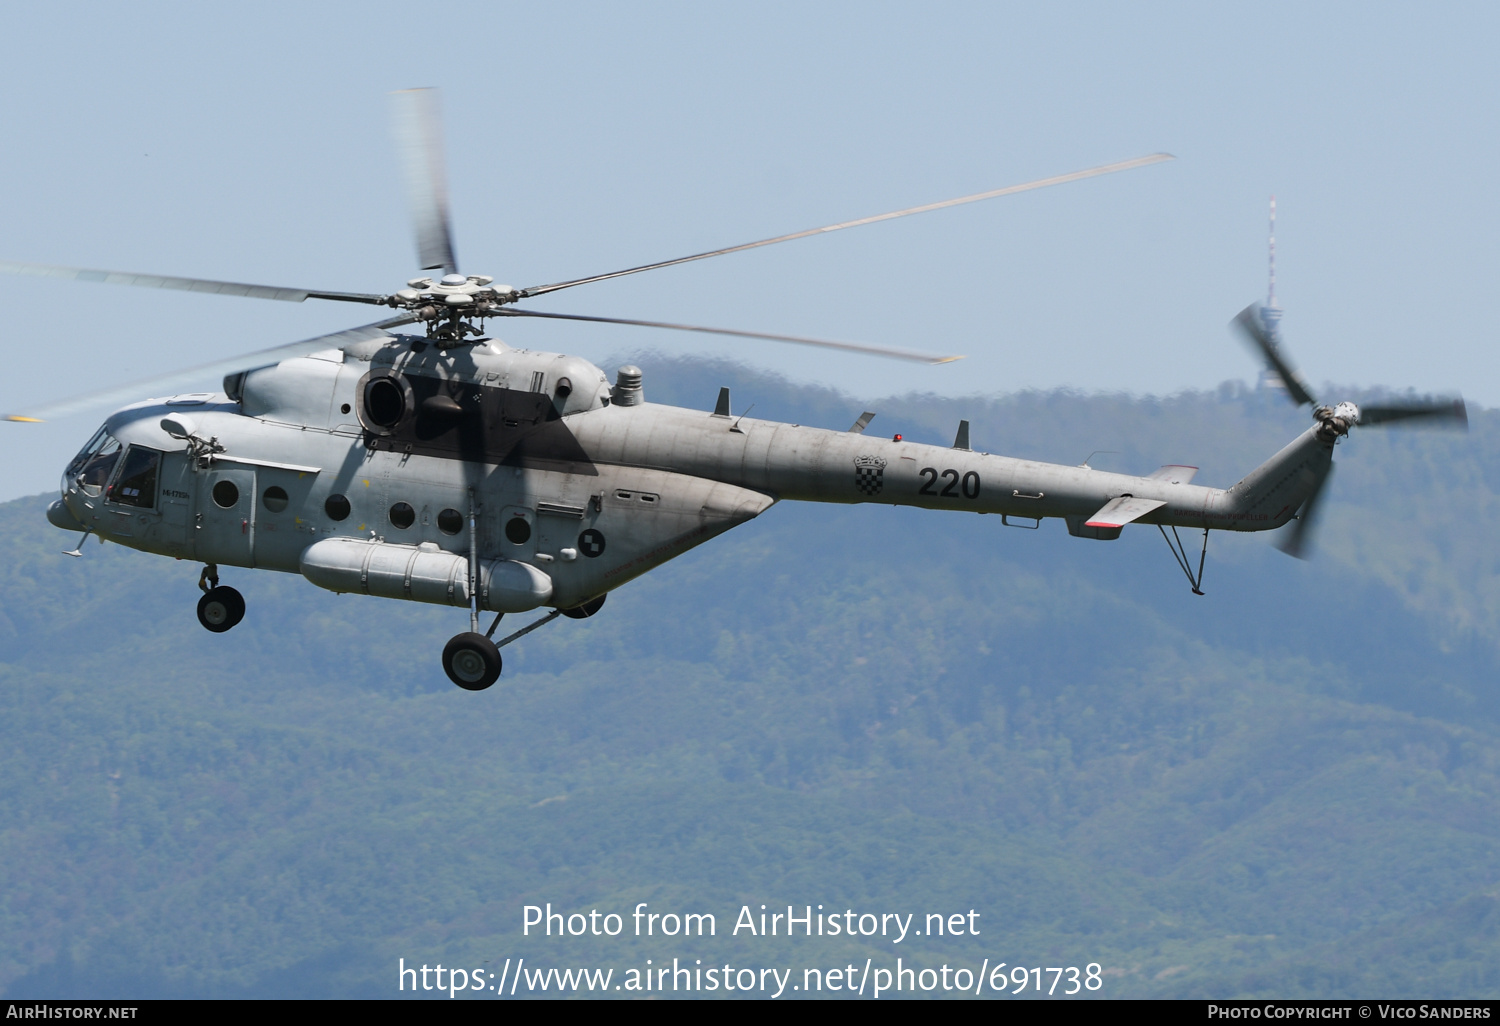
[560,593,607,620]
[442,632,503,691]
[197,586,245,633]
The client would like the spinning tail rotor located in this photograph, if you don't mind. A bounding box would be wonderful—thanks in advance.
[1231,302,1467,558]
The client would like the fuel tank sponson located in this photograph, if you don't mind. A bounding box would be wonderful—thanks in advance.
[299,538,554,612]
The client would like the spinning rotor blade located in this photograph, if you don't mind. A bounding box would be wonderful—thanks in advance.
[0,260,386,305]
[1358,398,1468,429]
[1232,304,1317,407]
[1275,461,1335,561]
[390,88,458,276]
[519,153,1175,299]
[496,308,963,364]
[3,314,415,424]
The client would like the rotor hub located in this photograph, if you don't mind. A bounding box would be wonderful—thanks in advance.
[1313,402,1360,442]
[385,274,520,344]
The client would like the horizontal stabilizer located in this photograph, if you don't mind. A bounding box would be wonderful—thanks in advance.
[1148,465,1198,484]
[1086,496,1167,529]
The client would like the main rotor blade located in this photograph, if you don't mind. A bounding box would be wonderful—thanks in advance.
[1232,303,1317,407]
[1359,398,1468,429]
[0,260,386,305]
[496,308,963,364]
[3,314,415,424]
[390,88,458,276]
[520,153,1175,299]
[1275,460,1335,561]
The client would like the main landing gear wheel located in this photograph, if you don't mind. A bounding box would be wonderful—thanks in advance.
[560,593,607,619]
[443,632,503,691]
[197,586,245,633]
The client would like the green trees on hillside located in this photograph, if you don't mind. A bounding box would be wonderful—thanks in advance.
[2,363,1497,997]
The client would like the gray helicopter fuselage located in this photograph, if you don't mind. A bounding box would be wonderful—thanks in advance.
[52,334,1332,615]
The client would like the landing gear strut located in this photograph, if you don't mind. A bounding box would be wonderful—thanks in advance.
[1159,526,1209,596]
[443,595,607,690]
[196,565,246,632]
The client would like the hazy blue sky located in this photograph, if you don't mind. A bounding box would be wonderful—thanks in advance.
[2,2,1495,499]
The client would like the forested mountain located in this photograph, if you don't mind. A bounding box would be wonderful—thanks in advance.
[2,357,1497,998]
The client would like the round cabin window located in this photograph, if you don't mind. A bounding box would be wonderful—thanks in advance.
[505,516,531,544]
[211,480,239,508]
[324,494,351,521]
[437,508,464,535]
[389,502,416,529]
[262,485,289,513]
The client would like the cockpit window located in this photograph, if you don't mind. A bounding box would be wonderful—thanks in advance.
[66,426,112,480]
[107,446,161,509]
[75,433,123,495]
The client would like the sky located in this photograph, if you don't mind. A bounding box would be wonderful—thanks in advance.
[1,1,1496,499]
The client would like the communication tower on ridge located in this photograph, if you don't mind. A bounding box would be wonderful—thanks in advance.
[1257,196,1288,395]
[1261,196,1283,340]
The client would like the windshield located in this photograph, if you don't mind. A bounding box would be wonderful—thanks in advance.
[64,425,110,479]
[70,428,122,496]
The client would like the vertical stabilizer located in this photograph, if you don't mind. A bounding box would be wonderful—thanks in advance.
[1220,423,1333,529]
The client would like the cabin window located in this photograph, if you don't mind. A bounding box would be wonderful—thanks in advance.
[324,494,351,521]
[108,446,161,509]
[437,508,464,535]
[389,502,416,529]
[505,516,531,544]
[262,485,289,513]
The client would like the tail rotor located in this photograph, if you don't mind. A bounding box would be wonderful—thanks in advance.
[1232,302,1467,559]
[1273,461,1334,560]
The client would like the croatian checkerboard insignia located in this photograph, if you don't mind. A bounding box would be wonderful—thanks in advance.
[854,455,886,496]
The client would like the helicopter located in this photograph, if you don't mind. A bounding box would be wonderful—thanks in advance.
[4,90,1467,691]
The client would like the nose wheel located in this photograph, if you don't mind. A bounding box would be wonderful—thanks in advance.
[195,564,245,633]
[197,586,246,633]
[442,632,503,690]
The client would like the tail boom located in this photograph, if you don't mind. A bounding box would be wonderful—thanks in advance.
[576,405,1329,537]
